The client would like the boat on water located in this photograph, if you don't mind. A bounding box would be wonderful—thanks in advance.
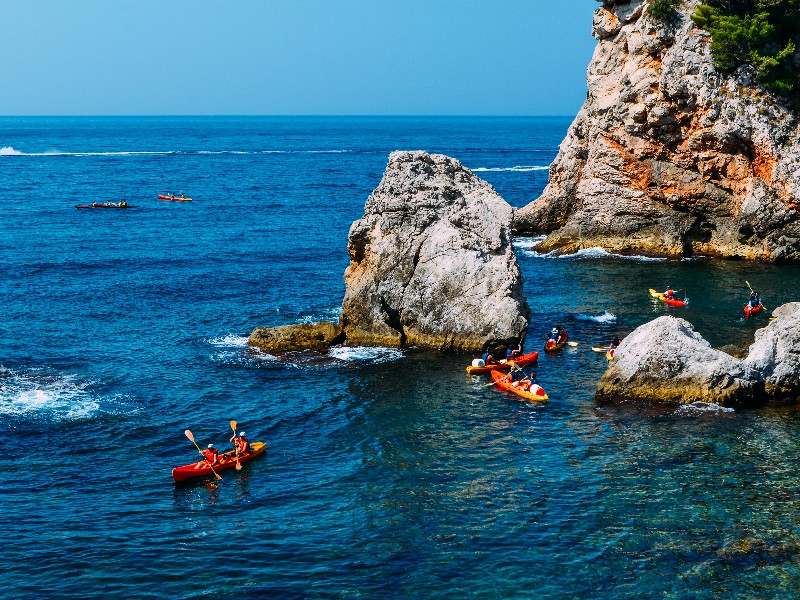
[744,303,763,318]
[649,288,688,306]
[491,369,548,402]
[158,194,192,202]
[75,201,135,209]
[465,351,539,374]
[172,441,267,482]
[544,340,566,352]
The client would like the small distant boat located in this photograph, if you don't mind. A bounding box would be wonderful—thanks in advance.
[158,194,192,202]
[491,369,548,402]
[75,201,135,209]
[172,442,267,483]
[649,288,688,306]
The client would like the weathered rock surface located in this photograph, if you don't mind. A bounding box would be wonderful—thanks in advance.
[596,303,800,407]
[341,150,530,351]
[516,0,800,261]
[248,322,344,354]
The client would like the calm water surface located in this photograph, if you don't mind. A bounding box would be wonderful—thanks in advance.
[1,117,800,599]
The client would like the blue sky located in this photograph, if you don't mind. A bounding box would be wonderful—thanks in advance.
[1,1,597,116]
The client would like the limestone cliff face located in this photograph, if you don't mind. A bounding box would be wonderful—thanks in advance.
[341,150,530,351]
[516,0,800,261]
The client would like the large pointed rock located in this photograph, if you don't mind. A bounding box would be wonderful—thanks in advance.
[341,150,530,351]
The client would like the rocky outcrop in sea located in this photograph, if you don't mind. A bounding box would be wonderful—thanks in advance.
[515,0,800,261]
[596,302,800,407]
[250,150,531,354]
[341,150,530,351]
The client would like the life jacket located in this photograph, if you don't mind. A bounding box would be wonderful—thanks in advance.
[506,349,513,359]
[203,448,218,462]
[237,437,251,454]
[666,289,674,298]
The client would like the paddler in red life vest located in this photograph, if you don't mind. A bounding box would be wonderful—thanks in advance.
[664,285,675,299]
[203,443,220,465]
[555,324,569,345]
[230,431,252,455]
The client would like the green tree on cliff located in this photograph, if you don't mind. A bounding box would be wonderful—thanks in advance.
[692,0,800,100]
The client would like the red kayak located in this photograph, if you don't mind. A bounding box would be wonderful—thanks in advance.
[172,441,266,482]
[649,289,688,306]
[744,303,763,318]
[158,194,192,202]
[491,369,548,402]
[466,351,539,374]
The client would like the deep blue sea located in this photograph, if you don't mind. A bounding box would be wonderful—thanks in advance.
[3,116,800,599]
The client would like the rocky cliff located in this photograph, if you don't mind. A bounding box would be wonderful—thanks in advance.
[341,150,530,351]
[515,0,800,261]
[596,302,800,407]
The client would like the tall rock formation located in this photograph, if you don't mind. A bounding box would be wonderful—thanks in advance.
[516,0,800,261]
[341,150,530,351]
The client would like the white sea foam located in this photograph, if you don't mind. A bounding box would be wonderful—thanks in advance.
[471,165,550,172]
[556,247,669,262]
[0,146,23,156]
[575,311,617,323]
[328,346,404,364]
[295,307,343,325]
[512,236,547,251]
[0,369,100,421]
[675,401,735,415]
[208,334,250,348]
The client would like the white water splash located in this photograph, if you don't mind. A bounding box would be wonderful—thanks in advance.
[556,247,669,262]
[575,311,617,323]
[208,334,250,348]
[328,346,404,364]
[471,165,549,172]
[0,369,100,421]
[294,307,343,325]
[0,146,23,155]
[675,401,735,415]
[512,236,547,251]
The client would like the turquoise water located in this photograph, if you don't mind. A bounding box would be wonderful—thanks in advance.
[2,117,800,598]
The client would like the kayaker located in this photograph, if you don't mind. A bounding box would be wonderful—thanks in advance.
[481,350,497,365]
[203,444,220,465]
[664,285,675,299]
[555,324,569,345]
[609,337,621,351]
[231,431,252,455]
[748,291,762,309]
[507,342,523,360]
[549,327,558,341]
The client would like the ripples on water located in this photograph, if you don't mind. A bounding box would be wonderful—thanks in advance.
[2,117,800,598]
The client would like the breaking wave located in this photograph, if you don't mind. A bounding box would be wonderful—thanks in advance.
[208,334,250,348]
[328,346,404,364]
[575,311,617,323]
[512,236,547,251]
[675,401,735,415]
[0,368,101,422]
[0,146,23,155]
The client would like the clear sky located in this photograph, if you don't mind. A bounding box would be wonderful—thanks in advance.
[1,1,597,116]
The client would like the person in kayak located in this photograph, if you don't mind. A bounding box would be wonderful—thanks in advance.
[507,342,523,360]
[748,291,762,309]
[555,324,569,345]
[203,443,220,465]
[481,350,497,365]
[549,327,558,341]
[664,286,675,299]
[231,431,252,455]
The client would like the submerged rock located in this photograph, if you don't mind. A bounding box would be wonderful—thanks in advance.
[596,303,800,407]
[341,150,530,351]
[516,0,800,261]
[248,322,344,354]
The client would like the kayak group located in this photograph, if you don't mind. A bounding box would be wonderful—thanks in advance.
[651,283,766,318]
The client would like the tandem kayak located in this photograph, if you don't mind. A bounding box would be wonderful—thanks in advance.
[172,441,267,482]
[75,202,135,209]
[744,303,763,318]
[649,288,688,306]
[466,351,539,374]
[491,369,548,402]
[158,194,192,202]
[544,340,566,352]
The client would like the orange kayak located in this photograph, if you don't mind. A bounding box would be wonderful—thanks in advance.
[466,351,539,374]
[544,340,566,352]
[491,369,548,402]
[172,442,266,482]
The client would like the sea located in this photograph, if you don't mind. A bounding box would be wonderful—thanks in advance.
[2,116,800,599]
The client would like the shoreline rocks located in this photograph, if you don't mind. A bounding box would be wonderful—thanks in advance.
[515,0,800,262]
[340,150,530,351]
[596,303,800,407]
[248,322,344,354]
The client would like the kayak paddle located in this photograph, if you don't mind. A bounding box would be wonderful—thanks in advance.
[483,364,523,386]
[567,341,579,347]
[745,280,767,311]
[591,346,606,352]
[230,419,242,471]
[184,429,222,480]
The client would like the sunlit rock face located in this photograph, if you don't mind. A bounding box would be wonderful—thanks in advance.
[516,0,800,261]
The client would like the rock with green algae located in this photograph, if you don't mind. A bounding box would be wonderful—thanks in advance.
[248,322,344,355]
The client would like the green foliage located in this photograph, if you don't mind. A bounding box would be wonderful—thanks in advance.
[649,0,681,20]
[692,0,800,101]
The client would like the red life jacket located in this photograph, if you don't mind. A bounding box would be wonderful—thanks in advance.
[238,437,251,454]
[203,448,218,462]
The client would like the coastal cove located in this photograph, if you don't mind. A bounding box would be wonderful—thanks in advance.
[4,117,800,597]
